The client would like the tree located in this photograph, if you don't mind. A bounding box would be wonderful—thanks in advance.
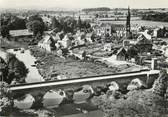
[82,21,91,29]
[28,15,43,22]
[6,54,28,84]
[0,25,9,38]
[0,57,8,82]
[26,15,45,36]
[152,70,168,97]
[51,17,61,30]
[8,16,26,30]
[127,45,139,59]
[26,20,45,36]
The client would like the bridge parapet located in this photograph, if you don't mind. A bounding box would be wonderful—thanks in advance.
[9,70,159,93]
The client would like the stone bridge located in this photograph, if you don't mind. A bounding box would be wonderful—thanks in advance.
[10,70,159,95]
[8,70,160,109]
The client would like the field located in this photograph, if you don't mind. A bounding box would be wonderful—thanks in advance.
[30,46,118,80]
[100,19,168,27]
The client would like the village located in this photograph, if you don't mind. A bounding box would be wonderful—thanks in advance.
[2,7,168,81]
[1,3,168,117]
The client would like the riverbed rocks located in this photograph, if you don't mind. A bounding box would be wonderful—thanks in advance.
[91,71,168,117]
[42,90,66,108]
[73,85,94,104]
[13,94,35,109]
[127,78,146,91]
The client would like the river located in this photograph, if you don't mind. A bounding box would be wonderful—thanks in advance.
[7,49,44,83]
[6,48,100,117]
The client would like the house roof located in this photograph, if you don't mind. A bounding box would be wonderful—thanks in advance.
[39,34,53,44]
[100,23,111,27]
[117,47,127,55]
[10,29,33,37]
[136,35,152,45]
[138,30,152,40]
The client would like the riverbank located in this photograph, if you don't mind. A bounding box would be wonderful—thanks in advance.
[0,37,29,50]
[91,70,168,117]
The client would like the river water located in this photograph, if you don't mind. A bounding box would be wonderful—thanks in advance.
[7,49,44,83]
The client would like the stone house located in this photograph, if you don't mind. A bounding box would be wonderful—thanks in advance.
[111,24,126,38]
[153,27,167,38]
[136,33,153,53]
[93,24,112,37]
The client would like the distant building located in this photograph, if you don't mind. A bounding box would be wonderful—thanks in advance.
[112,24,126,37]
[92,23,112,36]
[100,23,112,36]
[153,27,167,38]
[93,23,126,38]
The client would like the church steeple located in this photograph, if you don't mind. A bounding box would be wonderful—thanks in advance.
[77,16,82,30]
[126,6,131,33]
[126,6,132,39]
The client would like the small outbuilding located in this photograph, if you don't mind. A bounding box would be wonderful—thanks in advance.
[116,47,128,61]
[38,34,56,52]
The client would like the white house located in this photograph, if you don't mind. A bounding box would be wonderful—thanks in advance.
[38,34,55,52]
[138,30,152,40]
[60,34,73,49]
[104,43,113,51]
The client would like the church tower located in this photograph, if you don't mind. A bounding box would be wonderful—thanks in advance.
[126,6,131,38]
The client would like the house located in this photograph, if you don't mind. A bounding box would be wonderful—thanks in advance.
[100,23,112,36]
[60,34,73,49]
[153,26,167,38]
[136,34,153,53]
[85,33,93,44]
[116,47,128,61]
[138,30,152,40]
[92,23,112,37]
[111,24,126,38]
[10,29,33,37]
[74,32,86,46]
[38,34,56,52]
[104,43,113,52]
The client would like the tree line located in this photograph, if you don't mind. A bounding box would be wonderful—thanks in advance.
[82,7,111,12]
[142,12,168,22]
[0,13,91,39]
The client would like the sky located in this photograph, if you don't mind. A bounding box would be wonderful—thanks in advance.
[1,0,168,10]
